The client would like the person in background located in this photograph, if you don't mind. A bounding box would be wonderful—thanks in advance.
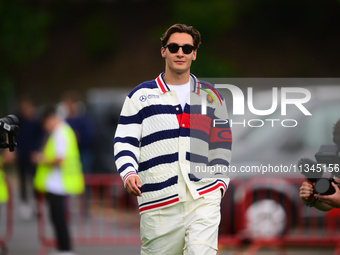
[300,177,340,210]
[300,118,340,210]
[16,96,43,219]
[0,150,16,204]
[0,152,8,204]
[32,107,84,255]
[59,92,94,174]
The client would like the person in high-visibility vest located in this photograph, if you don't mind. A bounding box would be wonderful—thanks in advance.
[0,154,9,204]
[0,150,15,204]
[33,107,84,255]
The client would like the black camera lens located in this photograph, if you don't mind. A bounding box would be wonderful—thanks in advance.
[0,114,20,151]
[314,178,335,195]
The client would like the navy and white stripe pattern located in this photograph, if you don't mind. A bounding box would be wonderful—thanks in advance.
[114,73,232,214]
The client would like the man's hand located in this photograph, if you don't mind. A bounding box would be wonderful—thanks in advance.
[315,182,340,208]
[31,152,63,167]
[125,176,142,197]
[31,152,43,165]
[299,181,314,202]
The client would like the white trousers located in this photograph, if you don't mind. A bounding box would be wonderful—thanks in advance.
[140,188,222,255]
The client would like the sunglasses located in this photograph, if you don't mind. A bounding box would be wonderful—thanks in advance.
[164,43,196,54]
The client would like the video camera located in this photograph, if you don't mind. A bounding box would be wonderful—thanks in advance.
[298,145,340,195]
[0,115,20,152]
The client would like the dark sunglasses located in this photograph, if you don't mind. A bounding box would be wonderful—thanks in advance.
[164,43,195,54]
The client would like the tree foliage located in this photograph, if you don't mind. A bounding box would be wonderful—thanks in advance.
[0,1,50,68]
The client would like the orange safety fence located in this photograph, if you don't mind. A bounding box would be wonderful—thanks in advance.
[0,177,13,255]
[37,175,340,255]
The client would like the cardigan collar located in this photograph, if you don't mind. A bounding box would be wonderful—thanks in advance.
[155,72,201,95]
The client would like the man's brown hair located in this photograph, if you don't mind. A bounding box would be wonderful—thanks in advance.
[161,24,201,49]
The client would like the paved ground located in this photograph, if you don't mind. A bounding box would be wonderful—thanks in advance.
[6,193,141,255]
[3,177,338,255]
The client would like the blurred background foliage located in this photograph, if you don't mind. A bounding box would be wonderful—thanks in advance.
[0,0,340,112]
[0,1,50,66]
[81,12,116,61]
[0,0,50,111]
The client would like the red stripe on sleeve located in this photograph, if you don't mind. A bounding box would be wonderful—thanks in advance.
[124,172,138,183]
[198,183,226,196]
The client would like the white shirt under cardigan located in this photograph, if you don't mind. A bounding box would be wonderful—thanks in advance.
[167,81,190,111]
[114,73,232,214]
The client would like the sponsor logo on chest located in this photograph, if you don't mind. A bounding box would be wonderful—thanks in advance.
[139,94,160,102]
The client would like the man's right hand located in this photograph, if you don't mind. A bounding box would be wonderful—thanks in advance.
[125,176,142,197]
[299,181,314,202]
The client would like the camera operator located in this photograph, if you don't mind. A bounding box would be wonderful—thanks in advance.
[300,118,340,210]
[0,113,19,203]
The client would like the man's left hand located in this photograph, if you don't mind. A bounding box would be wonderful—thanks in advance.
[315,182,340,208]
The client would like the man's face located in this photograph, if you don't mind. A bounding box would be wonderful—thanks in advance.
[161,32,197,75]
[43,115,57,133]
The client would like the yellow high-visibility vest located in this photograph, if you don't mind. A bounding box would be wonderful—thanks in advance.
[34,123,84,194]
[0,155,8,203]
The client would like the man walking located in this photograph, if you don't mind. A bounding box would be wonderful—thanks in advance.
[114,24,232,255]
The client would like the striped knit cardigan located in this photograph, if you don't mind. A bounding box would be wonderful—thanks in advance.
[114,73,232,214]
